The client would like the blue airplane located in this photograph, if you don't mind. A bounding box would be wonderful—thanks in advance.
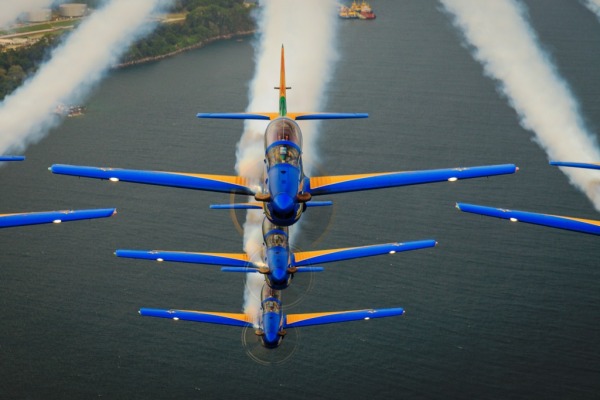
[140,283,405,349]
[550,161,600,171]
[49,46,517,227]
[116,217,437,290]
[1,156,116,228]
[456,203,600,236]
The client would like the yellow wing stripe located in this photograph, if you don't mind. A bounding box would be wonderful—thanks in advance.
[309,172,399,189]
[293,247,359,263]
[178,310,253,323]
[560,215,600,227]
[286,310,364,325]
[172,173,249,186]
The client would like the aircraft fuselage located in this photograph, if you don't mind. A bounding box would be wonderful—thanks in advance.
[261,117,307,226]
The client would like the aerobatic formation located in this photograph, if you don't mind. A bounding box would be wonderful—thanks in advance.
[5,31,598,365]
[47,46,520,356]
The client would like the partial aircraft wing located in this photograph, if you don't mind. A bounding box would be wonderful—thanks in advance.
[550,161,600,171]
[292,240,436,267]
[115,250,253,267]
[50,164,256,195]
[284,307,405,328]
[0,156,25,162]
[304,164,517,196]
[456,203,600,236]
[139,308,253,327]
[0,208,116,229]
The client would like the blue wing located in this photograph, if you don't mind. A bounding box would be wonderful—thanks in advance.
[284,307,405,328]
[304,164,517,195]
[115,250,253,268]
[0,156,25,162]
[50,164,256,195]
[456,203,600,236]
[292,239,437,267]
[291,113,368,120]
[139,308,253,327]
[0,208,116,229]
[550,161,600,171]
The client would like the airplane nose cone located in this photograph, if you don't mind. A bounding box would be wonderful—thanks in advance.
[271,267,288,285]
[273,193,294,216]
[265,331,279,346]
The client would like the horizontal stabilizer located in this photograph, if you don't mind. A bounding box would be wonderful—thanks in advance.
[0,208,116,229]
[291,113,368,120]
[305,201,333,207]
[294,267,324,273]
[284,307,405,328]
[115,249,252,267]
[140,308,253,328]
[0,155,25,162]
[550,161,600,171]
[221,267,260,273]
[197,112,277,120]
[292,239,437,267]
[305,164,517,196]
[210,203,262,210]
[210,200,332,210]
[456,203,600,236]
[197,113,368,121]
[50,164,255,195]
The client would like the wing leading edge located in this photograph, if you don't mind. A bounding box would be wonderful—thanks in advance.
[0,208,116,228]
[305,164,517,196]
[456,203,600,236]
[50,164,256,195]
[292,240,437,267]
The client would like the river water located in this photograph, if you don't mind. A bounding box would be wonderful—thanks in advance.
[1,1,599,398]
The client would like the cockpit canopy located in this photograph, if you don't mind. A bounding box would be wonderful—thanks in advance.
[263,218,289,249]
[264,118,302,149]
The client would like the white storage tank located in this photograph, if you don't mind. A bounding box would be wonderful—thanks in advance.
[27,9,52,22]
[59,3,87,18]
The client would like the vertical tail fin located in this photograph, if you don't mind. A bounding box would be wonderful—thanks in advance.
[277,45,288,117]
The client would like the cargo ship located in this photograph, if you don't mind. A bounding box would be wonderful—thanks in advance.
[339,1,376,20]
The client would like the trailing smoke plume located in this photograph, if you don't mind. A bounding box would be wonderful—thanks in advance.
[584,0,600,19]
[0,0,59,28]
[440,0,600,211]
[236,0,339,320]
[0,0,172,156]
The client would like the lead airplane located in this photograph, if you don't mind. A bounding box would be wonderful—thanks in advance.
[140,284,405,349]
[1,156,116,228]
[456,203,600,236]
[116,217,437,290]
[49,46,517,227]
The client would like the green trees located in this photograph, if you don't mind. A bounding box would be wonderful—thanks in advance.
[0,0,255,100]
[121,1,255,64]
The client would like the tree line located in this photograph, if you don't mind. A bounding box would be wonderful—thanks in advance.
[0,0,255,100]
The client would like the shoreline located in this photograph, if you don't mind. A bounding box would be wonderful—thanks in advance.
[114,30,255,69]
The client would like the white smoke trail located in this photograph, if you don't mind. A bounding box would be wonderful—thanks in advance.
[0,0,172,155]
[584,0,600,17]
[0,0,60,28]
[236,0,339,321]
[439,0,600,211]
